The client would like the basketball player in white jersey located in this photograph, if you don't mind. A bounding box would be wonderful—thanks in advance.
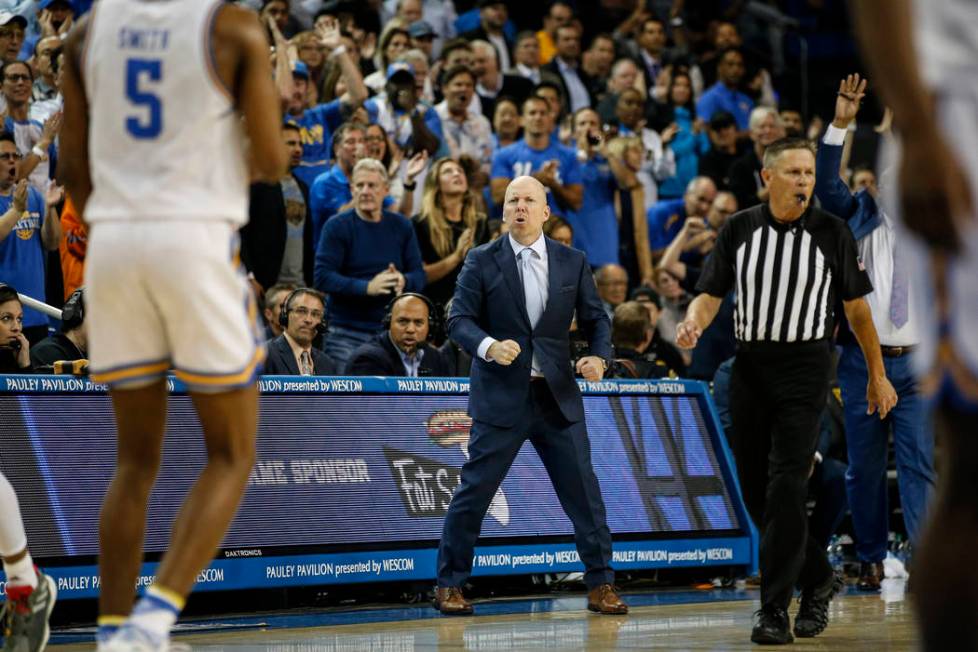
[59,1,287,649]
[852,1,978,650]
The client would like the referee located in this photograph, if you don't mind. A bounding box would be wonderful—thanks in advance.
[677,137,898,645]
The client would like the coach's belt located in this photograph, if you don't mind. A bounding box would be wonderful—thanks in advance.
[881,345,916,358]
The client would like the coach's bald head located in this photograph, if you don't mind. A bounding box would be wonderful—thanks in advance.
[503,176,551,245]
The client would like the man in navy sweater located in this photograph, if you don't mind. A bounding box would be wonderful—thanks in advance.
[314,158,426,368]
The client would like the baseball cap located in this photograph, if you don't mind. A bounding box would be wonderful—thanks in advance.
[386,61,415,82]
[292,61,310,80]
[408,20,435,40]
[38,0,75,11]
[0,12,27,29]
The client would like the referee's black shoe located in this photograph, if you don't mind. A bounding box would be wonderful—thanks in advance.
[751,605,793,645]
[793,571,845,638]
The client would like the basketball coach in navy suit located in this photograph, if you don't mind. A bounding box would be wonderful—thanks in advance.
[433,176,628,616]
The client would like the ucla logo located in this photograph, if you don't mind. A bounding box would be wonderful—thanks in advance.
[14,211,39,241]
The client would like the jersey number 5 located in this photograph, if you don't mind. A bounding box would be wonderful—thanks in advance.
[125,58,163,139]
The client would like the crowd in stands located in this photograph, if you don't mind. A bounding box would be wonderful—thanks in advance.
[0,0,850,382]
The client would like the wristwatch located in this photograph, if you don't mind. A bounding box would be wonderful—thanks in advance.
[32,145,48,162]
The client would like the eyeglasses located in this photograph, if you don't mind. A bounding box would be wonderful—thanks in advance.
[290,307,324,320]
[0,153,20,161]
[4,74,30,83]
[0,313,23,325]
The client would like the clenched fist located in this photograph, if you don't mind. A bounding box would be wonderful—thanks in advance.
[487,340,521,365]
[575,355,605,381]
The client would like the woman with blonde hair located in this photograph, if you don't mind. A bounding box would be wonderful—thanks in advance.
[413,158,490,306]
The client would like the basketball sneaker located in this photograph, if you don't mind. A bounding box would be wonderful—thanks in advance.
[1,570,57,652]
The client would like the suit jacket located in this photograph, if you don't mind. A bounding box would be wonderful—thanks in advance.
[448,235,612,427]
[240,175,315,291]
[263,334,336,376]
[477,74,536,122]
[541,58,596,114]
[345,332,455,377]
[814,140,881,241]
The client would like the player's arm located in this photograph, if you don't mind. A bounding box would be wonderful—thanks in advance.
[219,5,288,183]
[59,16,92,217]
[850,0,972,251]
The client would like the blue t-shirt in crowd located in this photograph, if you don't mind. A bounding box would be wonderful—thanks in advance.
[0,186,47,328]
[657,106,711,198]
[695,83,754,131]
[309,166,397,253]
[490,138,582,215]
[286,100,345,187]
[313,208,426,332]
[646,197,687,251]
[567,155,619,267]
[363,98,449,159]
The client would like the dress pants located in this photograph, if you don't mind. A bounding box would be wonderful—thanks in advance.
[729,340,834,610]
[837,343,935,563]
[437,379,614,590]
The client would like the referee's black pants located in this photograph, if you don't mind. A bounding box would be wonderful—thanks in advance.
[729,340,835,611]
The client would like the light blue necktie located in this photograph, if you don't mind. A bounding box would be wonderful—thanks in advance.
[890,242,908,328]
[519,248,544,328]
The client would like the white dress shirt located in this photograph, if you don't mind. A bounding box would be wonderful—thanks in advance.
[824,124,918,346]
[477,233,549,375]
[514,63,541,85]
[555,57,591,113]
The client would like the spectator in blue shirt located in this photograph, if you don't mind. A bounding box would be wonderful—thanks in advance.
[654,71,711,199]
[566,107,633,268]
[284,21,368,188]
[365,62,445,158]
[309,121,427,252]
[490,95,582,216]
[646,176,716,258]
[0,133,61,343]
[314,158,426,368]
[695,48,753,133]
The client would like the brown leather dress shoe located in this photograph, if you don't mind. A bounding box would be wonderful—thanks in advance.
[433,587,473,615]
[587,584,629,614]
[857,561,884,591]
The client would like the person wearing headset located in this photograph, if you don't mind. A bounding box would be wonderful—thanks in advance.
[263,288,336,376]
[30,287,88,371]
[0,282,31,373]
[344,292,454,377]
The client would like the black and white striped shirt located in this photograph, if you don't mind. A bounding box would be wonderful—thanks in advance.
[697,204,872,343]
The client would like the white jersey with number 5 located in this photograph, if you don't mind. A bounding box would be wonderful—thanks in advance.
[83,0,249,225]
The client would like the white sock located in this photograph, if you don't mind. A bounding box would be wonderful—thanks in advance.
[129,585,182,639]
[2,550,36,590]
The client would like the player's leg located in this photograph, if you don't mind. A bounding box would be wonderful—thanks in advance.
[102,222,265,648]
[915,401,978,652]
[1,471,56,652]
[153,385,258,595]
[97,381,168,620]
[84,222,172,646]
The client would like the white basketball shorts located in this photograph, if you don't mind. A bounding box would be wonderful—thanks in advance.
[84,221,265,391]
